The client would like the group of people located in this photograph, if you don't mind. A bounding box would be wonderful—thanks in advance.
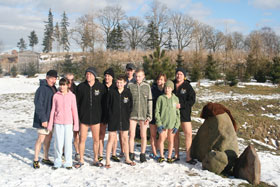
[32,63,197,170]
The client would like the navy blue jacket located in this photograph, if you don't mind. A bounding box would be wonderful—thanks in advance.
[33,79,57,129]
[150,83,164,124]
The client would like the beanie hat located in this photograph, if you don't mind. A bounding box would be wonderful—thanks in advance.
[176,67,186,77]
[46,70,58,78]
[165,80,174,90]
[85,67,97,78]
[104,68,115,78]
[126,63,136,70]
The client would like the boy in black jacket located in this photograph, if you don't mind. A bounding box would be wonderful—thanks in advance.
[105,75,136,168]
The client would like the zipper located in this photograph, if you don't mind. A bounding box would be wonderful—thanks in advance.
[119,92,122,130]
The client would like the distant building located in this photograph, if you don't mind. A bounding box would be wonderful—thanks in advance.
[18,50,40,73]
[0,51,18,74]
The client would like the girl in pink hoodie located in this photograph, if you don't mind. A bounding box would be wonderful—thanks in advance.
[48,78,79,169]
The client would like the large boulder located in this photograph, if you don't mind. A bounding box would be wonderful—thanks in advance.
[233,145,261,185]
[191,106,239,172]
[202,150,228,174]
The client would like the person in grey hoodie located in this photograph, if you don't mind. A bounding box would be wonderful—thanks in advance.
[33,70,58,169]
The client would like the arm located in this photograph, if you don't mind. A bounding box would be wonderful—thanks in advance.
[185,84,196,107]
[34,88,48,125]
[174,97,181,129]
[128,90,133,115]
[47,95,56,131]
[155,97,162,127]
[146,85,153,122]
[72,95,79,132]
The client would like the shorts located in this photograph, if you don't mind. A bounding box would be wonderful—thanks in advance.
[37,128,50,135]
[180,108,192,122]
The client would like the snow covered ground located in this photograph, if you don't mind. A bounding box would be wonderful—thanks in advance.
[0,75,279,187]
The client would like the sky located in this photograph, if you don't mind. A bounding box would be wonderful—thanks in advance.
[0,0,280,52]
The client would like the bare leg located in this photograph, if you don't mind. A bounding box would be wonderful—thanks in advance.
[167,130,175,159]
[99,123,106,157]
[149,124,158,155]
[79,123,89,163]
[73,131,80,154]
[120,131,131,163]
[158,129,167,158]
[182,122,193,161]
[43,132,52,160]
[118,132,123,155]
[34,133,46,161]
[112,134,118,156]
[174,130,180,159]
[90,124,100,163]
[106,131,117,166]
[139,120,148,154]
[129,120,137,153]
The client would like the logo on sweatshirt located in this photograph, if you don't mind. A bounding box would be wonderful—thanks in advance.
[180,89,186,94]
[94,89,100,96]
[123,97,129,103]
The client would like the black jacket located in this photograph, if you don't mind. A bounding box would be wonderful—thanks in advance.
[33,79,57,129]
[107,87,133,131]
[76,80,105,125]
[101,80,116,123]
[173,79,196,111]
[150,83,164,124]
[70,82,77,95]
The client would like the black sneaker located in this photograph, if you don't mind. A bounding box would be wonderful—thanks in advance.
[157,157,165,163]
[33,160,40,169]
[186,159,197,165]
[111,155,120,162]
[129,152,135,161]
[140,153,147,163]
[66,166,72,170]
[98,156,103,162]
[42,159,54,166]
[52,166,58,170]
[167,158,174,164]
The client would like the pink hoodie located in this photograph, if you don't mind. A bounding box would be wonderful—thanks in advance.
[48,91,79,131]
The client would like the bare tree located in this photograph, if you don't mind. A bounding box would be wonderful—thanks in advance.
[244,30,263,59]
[123,16,146,50]
[171,12,195,53]
[145,0,170,47]
[193,22,211,53]
[97,5,126,49]
[231,31,244,50]
[71,14,101,52]
[205,27,225,53]
[0,40,3,53]
[260,27,279,57]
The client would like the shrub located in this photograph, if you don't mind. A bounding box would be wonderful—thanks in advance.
[226,70,238,86]
[10,65,18,77]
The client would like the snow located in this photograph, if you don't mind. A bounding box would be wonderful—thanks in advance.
[0,76,279,187]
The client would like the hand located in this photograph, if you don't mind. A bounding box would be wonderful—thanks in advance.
[144,119,149,125]
[42,122,48,128]
[157,126,164,133]
[176,104,181,109]
[172,128,178,134]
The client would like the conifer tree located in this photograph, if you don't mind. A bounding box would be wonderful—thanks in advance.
[165,28,173,50]
[61,54,75,74]
[270,56,280,84]
[17,38,27,52]
[204,54,220,80]
[0,64,3,75]
[145,21,159,50]
[176,53,184,68]
[11,65,18,77]
[60,11,70,52]
[143,46,175,80]
[26,62,37,77]
[42,9,54,53]
[190,60,202,82]
[115,23,125,50]
[107,27,117,50]
[81,24,91,52]
[54,22,61,52]
[28,30,38,51]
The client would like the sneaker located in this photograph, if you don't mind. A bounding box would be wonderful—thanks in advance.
[66,166,72,170]
[172,156,180,162]
[75,153,80,161]
[140,153,147,163]
[167,158,174,164]
[129,153,135,161]
[98,156,103,162]
[42,159,54,166]
[186,159,197,165]
[111,155,120,162]
[157,157,165,163]
[149,153,159,160]
[33,160,40,169]
[119,152,124,158]
[52,166,58,170]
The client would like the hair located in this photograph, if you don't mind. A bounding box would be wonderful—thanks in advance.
[59,77,69,86]
[135,68,145,74]
[156,73,167,82]
[117,74,127,81]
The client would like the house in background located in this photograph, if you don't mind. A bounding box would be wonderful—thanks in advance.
[18,50,40,73]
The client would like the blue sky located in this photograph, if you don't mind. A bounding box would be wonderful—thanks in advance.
[0,0,279,52]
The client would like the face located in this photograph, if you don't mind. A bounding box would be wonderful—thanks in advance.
[105,74,113,84]
[135,71,145,84]
[46,76,57,87]
[164,86,173,95]
[176,71,185,82]
[86,72,95,82]
[60,84,68,93]
[116,79,125,89]
[66,74,74,87]
[157,76,166,87]
[126,69,135,78]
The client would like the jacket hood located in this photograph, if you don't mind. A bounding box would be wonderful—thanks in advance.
[56,90,72,96]
[39,79,48,86]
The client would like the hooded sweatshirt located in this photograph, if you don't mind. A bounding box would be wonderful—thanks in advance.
[47,91,79,131]
[33,79,57,129]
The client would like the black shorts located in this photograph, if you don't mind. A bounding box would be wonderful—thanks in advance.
[108,123,129,132]
[180,108,192,122]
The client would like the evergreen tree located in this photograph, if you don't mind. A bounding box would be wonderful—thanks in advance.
[143,46,175,80]
[204,54,220,80]
[164,28,173,50]
[17,38,27,52]
[245,54,257,77]
[176,53,184,68]
[107,24,125,51]
[60,11,70,52]
[145,21,159,50]
[107,27,117,50]
[270,56,280,84]
[11,65,18,77]
[190,61,202,82]
[226,69,238,86]
[81,24,91,52]
[26,62,37,77]
[42,9,54,53]
[28,30,38,51]
[0,64,3,75]
[54,22,61,52]
[61,54,75,74]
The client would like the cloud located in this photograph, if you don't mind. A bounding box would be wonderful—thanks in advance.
[187,2,212,21]
[249,0,280,10]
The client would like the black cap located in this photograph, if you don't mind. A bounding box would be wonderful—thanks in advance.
[85,67,98,78]
[46,70,58,78]
[126,63,136,70]
[104,68,114,78]
[176,67,186,77]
